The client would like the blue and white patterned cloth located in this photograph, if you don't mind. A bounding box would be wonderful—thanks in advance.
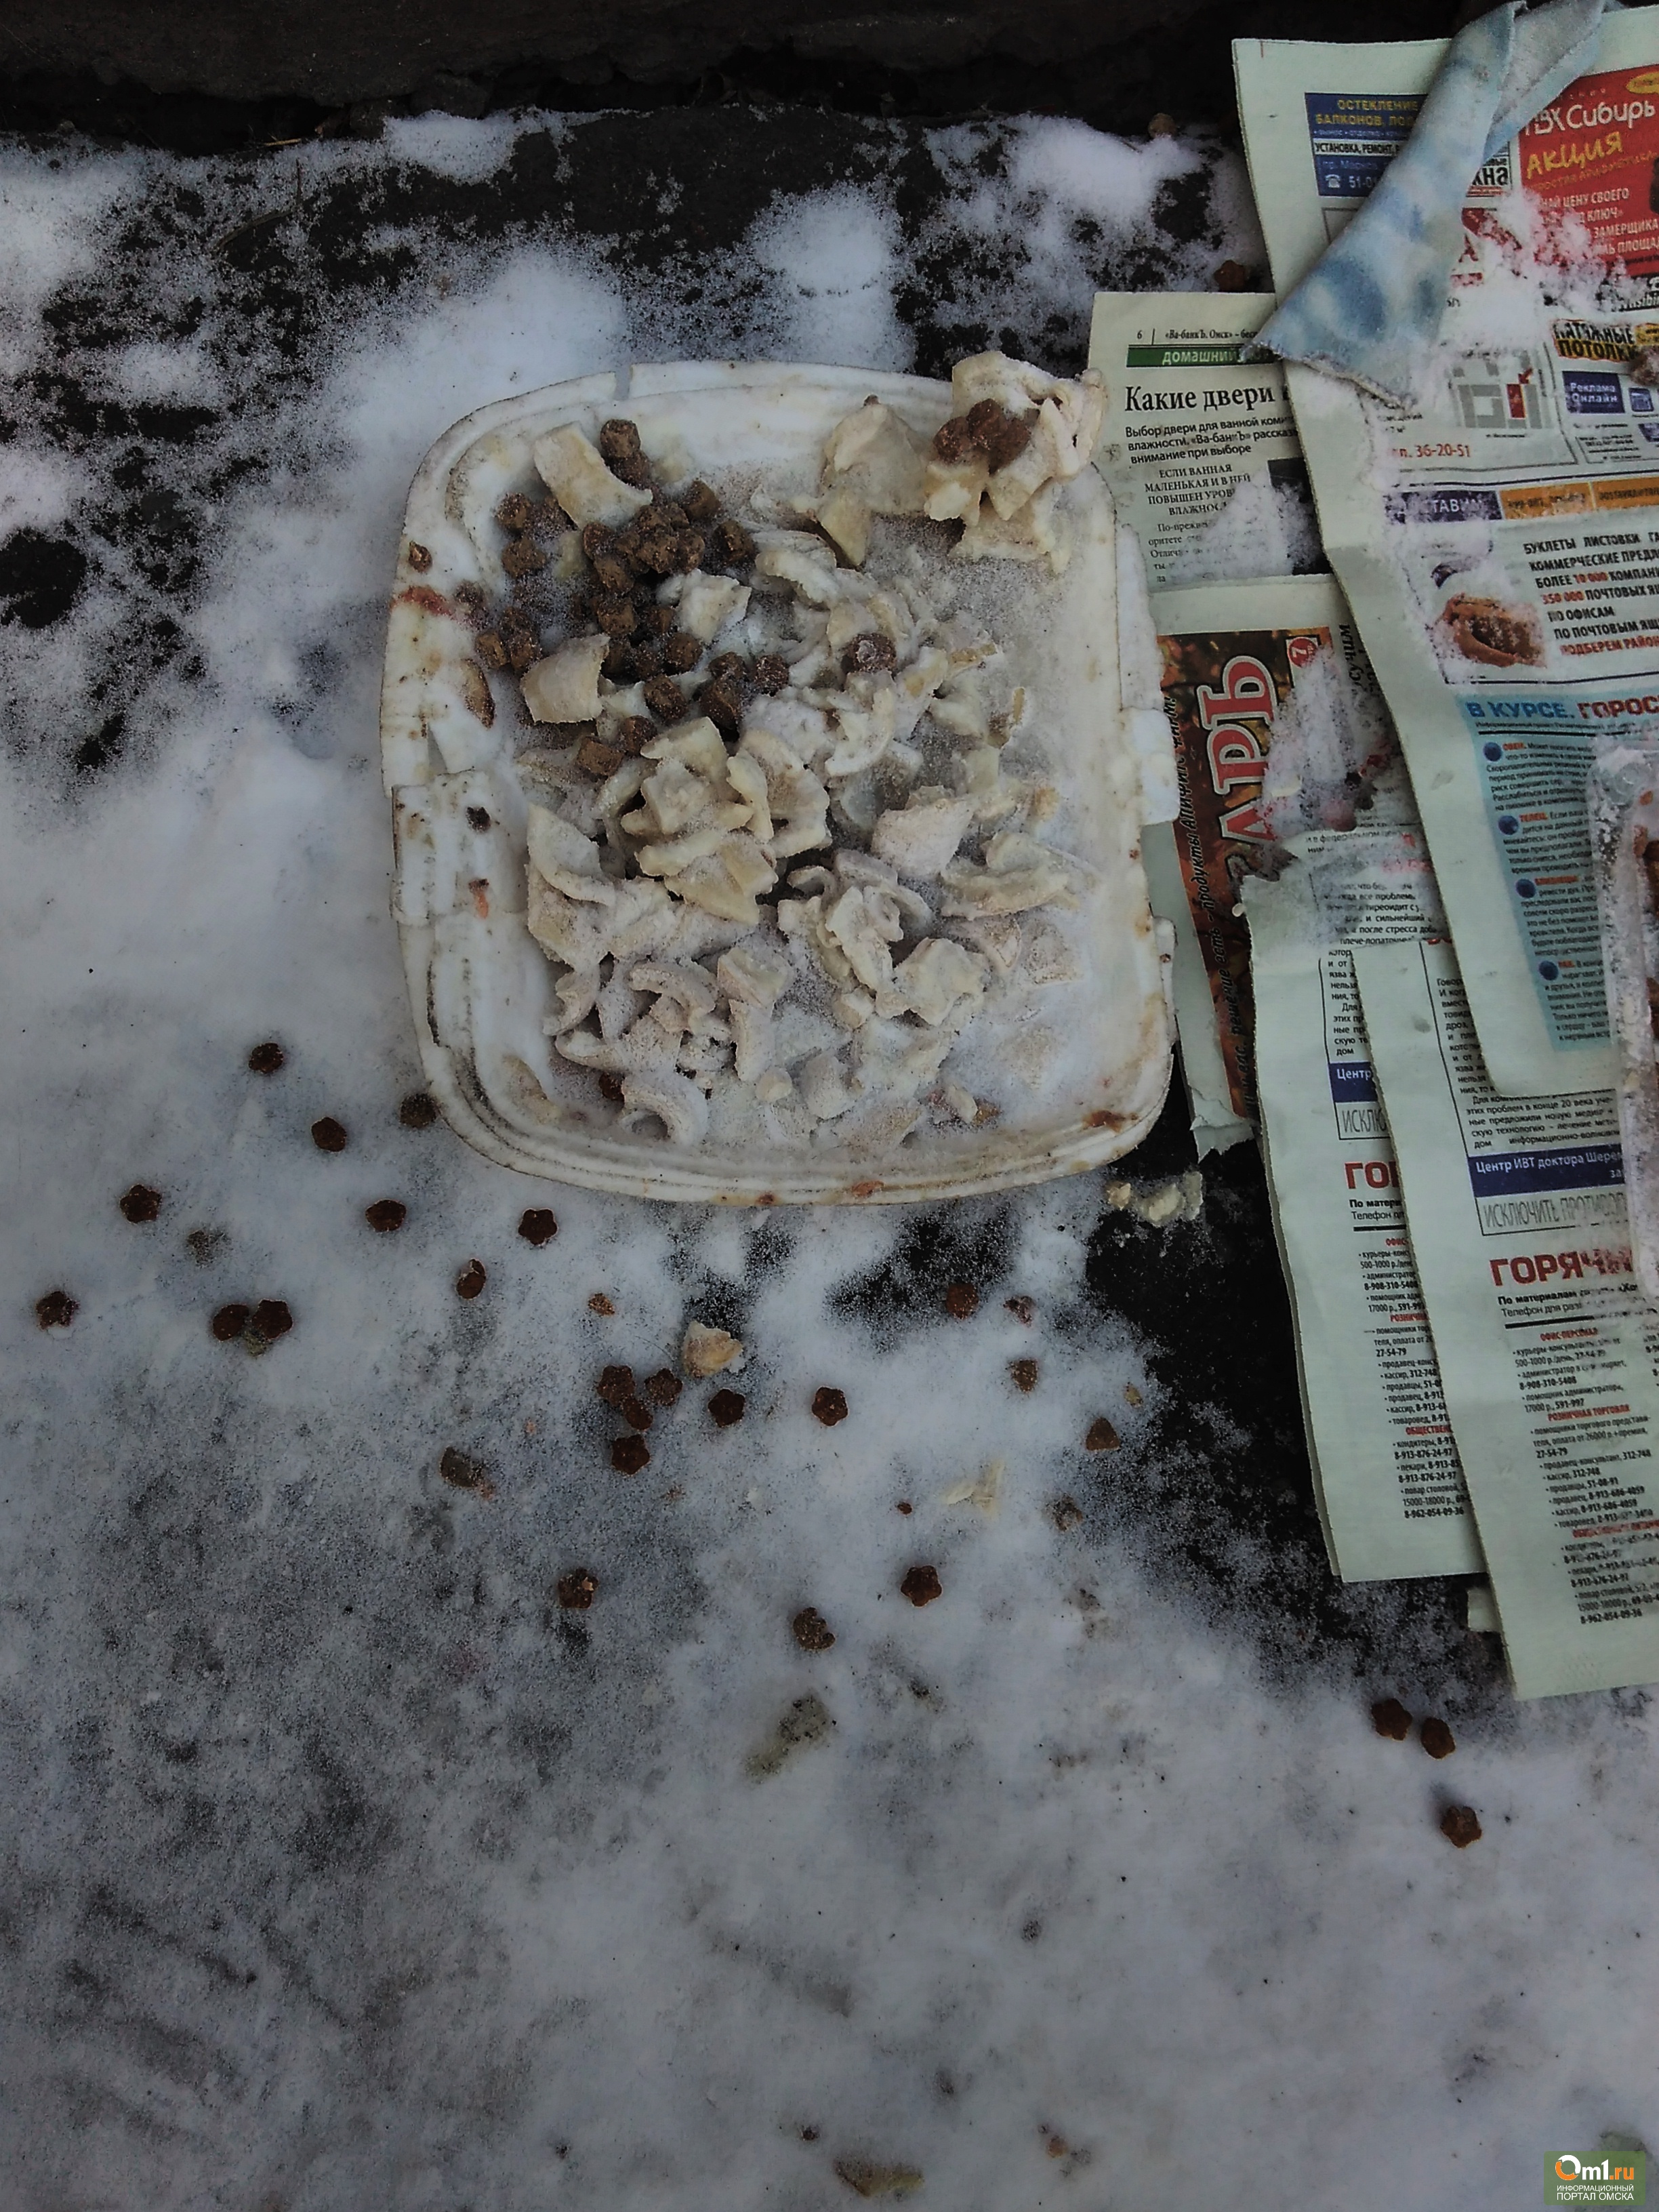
[1252,0,1613,403]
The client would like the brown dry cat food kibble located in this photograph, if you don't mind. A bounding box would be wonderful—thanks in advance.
[944,1282,979,1319]
[660,632,701,675]
[1010,1359,1038,1393]
[598,417,642,464]
[120,1185,162,1223]
[365,1200,407,1233]
[596,1365,635,1409]
[933,415,977,463]
[557,1568,598,1610]
[407,540,432,571]
[620,1395,654,1434]
[250,1299,292,1341]
[1370,1697,1412,1741]
[812,1387,848,1427]
[455,1260,487,1300]
[501,537,546,579]
[1420,1717,1456,1759]
[842,631,897,675]
[311,1117,348,1153]
[211,1303,250,1341]
[495,490,535,533]
[1439,1805,1481,1848]
[1006,1295,1036,1323]
[1050,1496,1083,1530]
[440,1446,495,1496]
[751,653,790,694]
[518,1208,558,1245]
[681,479,720,524]
[248,1041,285,1073]
[1084,1417,1120,1452]
[36,1290,78,1329]
[901,1564,943,1607]
[709,1389,746,1428]
[400,1092,437,1129]
[644,1369,682,1408]
[792,1607,836,1652]
[612,1435,651,1475]
[642,674,688,720]
[588,1293,616,1316]
[598,1073,626,1102]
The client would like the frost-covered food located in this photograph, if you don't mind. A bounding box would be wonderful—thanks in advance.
[382,360,1175,1203]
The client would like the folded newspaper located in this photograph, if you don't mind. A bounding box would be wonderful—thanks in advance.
[1237,13,1659,1101]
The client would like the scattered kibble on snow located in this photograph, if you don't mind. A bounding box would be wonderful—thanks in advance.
[896,1500,913,1515]
[596,1365,635,1408]
[621,1395,654,1433]
[1420,1717,1456,1759]
[644,1368,682,1407]
[455,1259,487,1300]
[1084,1417,1120,1452]
[119,1185,161,1223]
[249,1299,292,1345]
[812,1387,848,1426]
[311,1116,348,1152]
[365,1200,407,1233]
[1371,1698,1412,1741]
[1440,1805,1481,1848]
[407,540,432,571]
[612,1435,651,1475]
[439,1446,495,1498]
[943,1282,979,1319]
[1009,1359,1038,1393]
[1006,1295,1036,1323]
[683,1321,743,1377]
[588,1292,616,1315]
[793,1607,836,1652]
[900,1565,942,1607]
[1124,1381,1143,1405]
[518,1208,558,1245]
[1051,1496,1083,1530]
[709,1389,746,1427]
[35,1290,77,1330]
[556,1570,598,1610]
[247,1040,285,1073]
[399,1092,438,1128]
[211,1303,251,1341]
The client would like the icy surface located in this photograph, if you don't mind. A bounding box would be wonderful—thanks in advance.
[0,109,1652,2208]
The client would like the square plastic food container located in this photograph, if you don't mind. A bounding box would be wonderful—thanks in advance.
[380,361,1177,1204]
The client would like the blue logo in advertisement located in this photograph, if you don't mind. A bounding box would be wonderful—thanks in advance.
[1539,960,1561,980]
[1498,813,1519,835]
[1517,878,1538,900]
[1484,740,1504,762]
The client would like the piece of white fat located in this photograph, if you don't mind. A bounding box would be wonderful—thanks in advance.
[887,936,985,1025]
[683,1322,745,1378]
[532,423,654,529]
[527,804,608,898]
[717,941,794,1007]
[821,399,928,516]
[523,633,609,724]
[674,571,752,644]
[871,793,973,879]
[813,486,871,567]
[939,830,1078,916]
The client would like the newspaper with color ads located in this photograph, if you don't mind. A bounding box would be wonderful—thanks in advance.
[1356,936,1659,1696]
[1147,573,1395,1149]
[1090,291,1314,590]
[1237,15,1659,1099]
[1245,827,1483,1582]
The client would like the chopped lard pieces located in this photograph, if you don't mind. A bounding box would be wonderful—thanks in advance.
[642,715,728,777]
[718,941,794,1006]
[886,936,986,1024]
[823,883,904,993]
[923,451,990,523]
[635,756,714,836]
[754,1068,794,1104]
[812,485,871,567]
[523,633,608,724]
[954,913,1023,972]
[635,821,731,876]
[672,834,777,925]
[684,1321,745,1377]
[527,804,609,898]
[1021,919,1080,985]
[619,1069,709,1145]
[957,481,1067,569]
[628,957,719,1022]
[940,830,1078,916]
[872,792,973,878]
[533,424,655,529]
[821,398,927,515]
[754,531,840,600]
[674,571,752,644]
[799,1050,856,1120]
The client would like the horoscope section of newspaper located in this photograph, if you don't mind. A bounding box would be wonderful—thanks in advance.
[1145,573,1397,1149]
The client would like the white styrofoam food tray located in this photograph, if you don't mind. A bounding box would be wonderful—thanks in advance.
[380,361,1176,1204]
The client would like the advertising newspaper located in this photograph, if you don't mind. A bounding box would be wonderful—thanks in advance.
[1356,937,1659,1696]
[1236,17,1659,1099]
[1090,292,1307,590]
[1246,834,1482,1580]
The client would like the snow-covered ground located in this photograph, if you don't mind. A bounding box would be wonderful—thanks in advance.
[0,110,1652,2209]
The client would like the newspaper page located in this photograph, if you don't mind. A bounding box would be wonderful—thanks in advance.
[1355,936,1659,1696]
[1246,833,1482,1580]
[1235,20,1659,1099]
[1147,573,1395,1143]
[1090,292,1313,590]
